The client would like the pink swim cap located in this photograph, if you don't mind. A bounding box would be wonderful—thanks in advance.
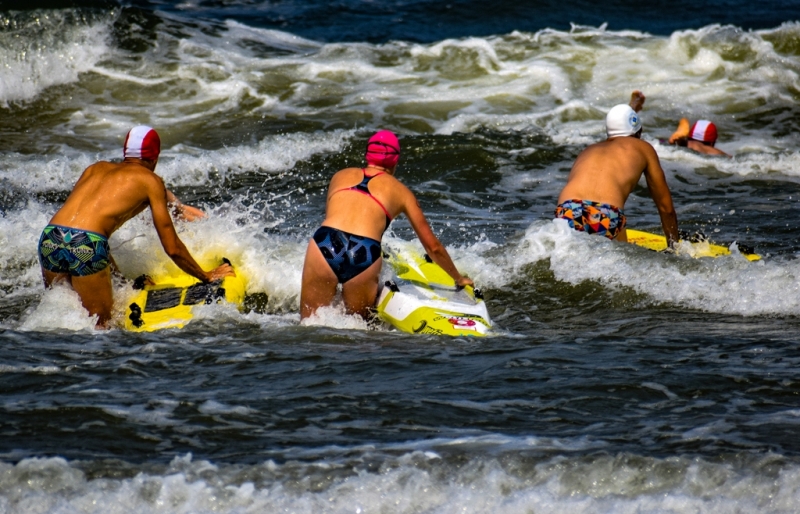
[123,126,161,160]
[365,130,400,169]
[689,120,718,144]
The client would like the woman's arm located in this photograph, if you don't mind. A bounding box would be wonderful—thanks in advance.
[400,187,473,287]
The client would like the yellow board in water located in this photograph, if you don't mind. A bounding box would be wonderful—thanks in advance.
[376,251,492,336]
[627,229,760,261]
[124,259,246,332]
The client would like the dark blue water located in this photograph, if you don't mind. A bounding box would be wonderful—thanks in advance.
[140,0,800,43]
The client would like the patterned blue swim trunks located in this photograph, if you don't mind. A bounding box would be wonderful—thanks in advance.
[38,224,111,276]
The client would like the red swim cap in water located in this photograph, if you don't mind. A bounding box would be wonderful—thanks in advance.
[365,130,400,169]
[689,120,718,145]
[123,126,161,160]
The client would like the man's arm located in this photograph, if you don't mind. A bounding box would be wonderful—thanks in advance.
[687,141,731,157]
[642,144,680,247]
[166,189,207,222]
[399,186,473,288]
[149,177,232,282]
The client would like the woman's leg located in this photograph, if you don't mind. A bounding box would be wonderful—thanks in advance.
[300,239,339,319]
[341,258,383,319]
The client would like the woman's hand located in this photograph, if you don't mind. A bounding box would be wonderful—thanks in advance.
[456,276,474,288]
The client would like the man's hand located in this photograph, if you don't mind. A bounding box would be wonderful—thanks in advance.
[174,203,206,222]
[629,90,646,113]
[206,262,235,282]
[166,189,207,222]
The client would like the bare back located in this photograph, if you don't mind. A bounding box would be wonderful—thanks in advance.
[322,166,407,240]
[557,136,656,208]
[49,160,166,237]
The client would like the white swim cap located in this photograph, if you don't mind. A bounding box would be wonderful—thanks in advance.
[605,104,642,138]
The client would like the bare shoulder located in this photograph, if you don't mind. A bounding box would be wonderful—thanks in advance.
[628,137,658,156]
[121,161,163,181]
[328,166,362,186]
[392,178,417,207]
[81,160,116,177]
[107,161,166,195]
[332,166,362,178]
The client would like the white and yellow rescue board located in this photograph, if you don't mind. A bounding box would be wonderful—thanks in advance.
[124,258,246,332]
[627,229,760,261]
[376,251,492,336]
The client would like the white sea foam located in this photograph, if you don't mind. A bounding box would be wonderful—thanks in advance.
[2,451,800,513]
[0,129,354,193]
[3,15,798,144]
[18,283,98,332]
[506,219,800,317]
[300,305,371,331]
[198,400,253,416]
[0,10,113,106]
[109,205,307,314]
[158,129,355,186]
[4,19,800,173]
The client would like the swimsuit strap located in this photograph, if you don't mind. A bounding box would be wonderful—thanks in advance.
[331,168,393,226]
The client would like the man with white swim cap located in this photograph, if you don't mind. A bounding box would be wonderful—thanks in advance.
[37,126,234,328]
[668,118,730,157]
[555,91,680,246]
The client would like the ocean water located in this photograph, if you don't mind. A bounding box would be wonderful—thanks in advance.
[3,0,800,512]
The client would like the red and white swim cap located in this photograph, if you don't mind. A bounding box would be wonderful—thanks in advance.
[689,120,718,144]
[123,126,161,160]
[365,130,400,169]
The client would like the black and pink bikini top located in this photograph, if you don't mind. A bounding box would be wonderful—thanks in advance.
[332,169,392,230]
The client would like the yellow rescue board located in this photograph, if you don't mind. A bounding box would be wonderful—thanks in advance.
[627,229,760,261]
[124,259,246,332]
[376,251,492,336]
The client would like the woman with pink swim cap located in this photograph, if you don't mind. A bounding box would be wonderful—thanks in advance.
[300,130,474,320]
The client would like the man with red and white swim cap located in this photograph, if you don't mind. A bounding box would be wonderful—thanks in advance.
[668,118,730,157]
[37,126,234,328]
[555,91,680,247]
[300,130,473,320]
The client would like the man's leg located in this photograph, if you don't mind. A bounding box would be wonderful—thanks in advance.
[42,267,70,288]
[669,118,690,145]
[300,239,339,319]
[71,268,114,328]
